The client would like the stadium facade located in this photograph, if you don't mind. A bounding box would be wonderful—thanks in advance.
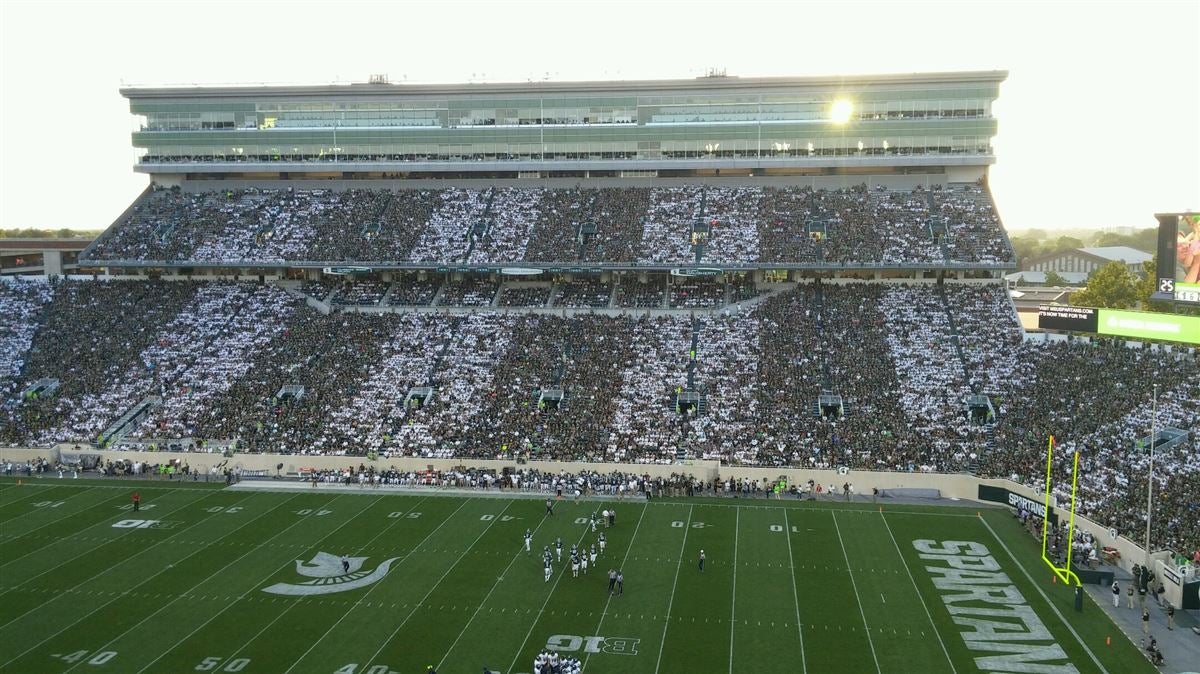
[126,71,1004,178]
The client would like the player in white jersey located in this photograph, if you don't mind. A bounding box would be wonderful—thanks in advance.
[555,537,563,563]
[589,545,598,566]
[524,529,533,555]
[598,532,606,554]
[580,553,589,575]
[571,553,580,577]
[544,559,553,582]
[590,512,598,532]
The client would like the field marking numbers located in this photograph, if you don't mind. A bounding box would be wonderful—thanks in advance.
[208,495,403,673]
[579,504,649,671]
[1,485,88,510]
[361,500,515,672]
[0,489,213,629]
[782,509,808,674]
[831,511,882,674]
[977,515,1110,674]
[433,501,556,670]
[878,511,957,674]
[57,486,304,671]
[59,493,321,674]
[507,506,628,674]
[1,492,268,668]
[284,496,467,674]
[728,507,739,674]
[653,505,692,674]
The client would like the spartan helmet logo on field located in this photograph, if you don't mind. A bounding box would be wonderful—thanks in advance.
[262,552,400,596]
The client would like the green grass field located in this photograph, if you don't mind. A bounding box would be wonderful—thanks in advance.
[0,478,1158,674]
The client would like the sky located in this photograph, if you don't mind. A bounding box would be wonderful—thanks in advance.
[1,0,1197,232]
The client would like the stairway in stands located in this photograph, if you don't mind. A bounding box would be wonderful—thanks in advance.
[935,282,977,394]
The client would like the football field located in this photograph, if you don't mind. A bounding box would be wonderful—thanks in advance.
[0,478,1157,674]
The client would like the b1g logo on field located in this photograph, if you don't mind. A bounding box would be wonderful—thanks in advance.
[261,551,399,596]
[545,634,640,656]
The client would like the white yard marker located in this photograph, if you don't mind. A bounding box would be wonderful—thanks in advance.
[276,496,437,672]
[125,494,364,674]
[1,491,271,669]
[434,502,555,671]
[978,515,1110,674]
[580,504,648,670]
[782,509,808,674]
[60,493,322,674]
[832,511,882,674]
[361,500,515,672]
[507,505,637,674]
[728,506,740,674]
[653,505,693,674]
[879,511,957,674]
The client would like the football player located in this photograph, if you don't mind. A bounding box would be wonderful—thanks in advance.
[598,532,606,555]
[571,552,580,578]
[524,528,533,555]
[555,537,563,563]
[544,558,553,583]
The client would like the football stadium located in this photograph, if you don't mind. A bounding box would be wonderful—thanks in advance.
[1,67,1197,674]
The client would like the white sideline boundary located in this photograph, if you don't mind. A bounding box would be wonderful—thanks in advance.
[978,515,1110,674]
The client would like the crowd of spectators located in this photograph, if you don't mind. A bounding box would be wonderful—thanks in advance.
[331,281,390,306]
[0,280,202,446]
[498,286,552,308]
[702,186,763,264]
[551,278,612,308]
[84,183,1012,267]
[386,278,441,306]
[670,281,725,308]
[638,186,701,265]
[0,279,52,402]
[438,278,499,306]
[5,277,1195,555]
[615,278,666,308]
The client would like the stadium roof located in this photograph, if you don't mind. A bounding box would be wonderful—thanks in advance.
[1076,247,1153,264]
[121,70,1009,99]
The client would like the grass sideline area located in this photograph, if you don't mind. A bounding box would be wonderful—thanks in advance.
[0,477,1158,674]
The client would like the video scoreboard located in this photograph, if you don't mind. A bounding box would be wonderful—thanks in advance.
[1152,212,1200,304]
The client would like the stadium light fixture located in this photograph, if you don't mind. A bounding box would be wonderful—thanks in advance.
[830,99,854,125]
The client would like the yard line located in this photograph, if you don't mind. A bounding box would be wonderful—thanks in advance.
[782,509,808,674]
[59,493,309,673]
[728,506,739,674]
[653,505,693,674]
[0,484,89,510]
[506,507,617,674]
[283,496,463,674]
[133,494,375,674]
[2,491,269,668]
[878,510,957,674]
[361,499,516,671]
[977,514,1110,674]
[579,503,649,670]
[0,487,179,567]
[434,501,556,671]
[832,511,882,674]
[0,488,210,625]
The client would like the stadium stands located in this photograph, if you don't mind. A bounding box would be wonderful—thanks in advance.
[3,277,1195,551]
[82,184,1013,267]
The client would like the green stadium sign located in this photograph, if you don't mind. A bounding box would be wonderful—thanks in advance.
[1096,308,1200,344]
